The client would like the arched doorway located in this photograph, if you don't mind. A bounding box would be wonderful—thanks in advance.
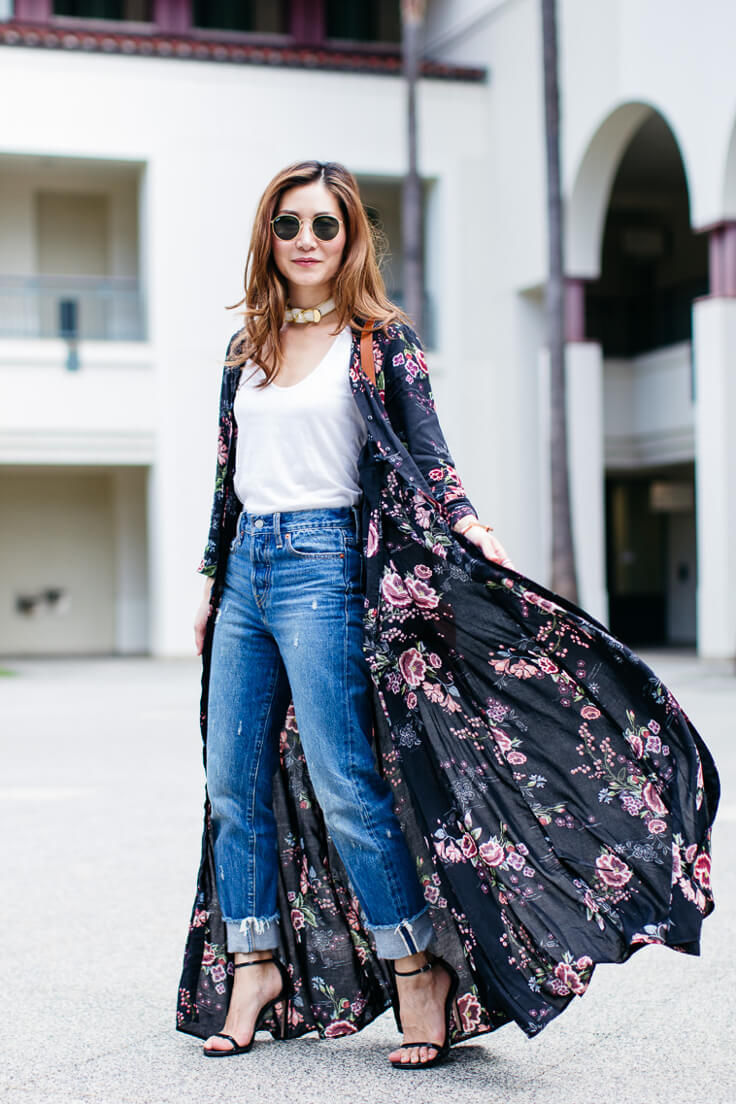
[570,107,707,647]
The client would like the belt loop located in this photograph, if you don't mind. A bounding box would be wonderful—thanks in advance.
[274,511,282,548]
[350,503,359,535]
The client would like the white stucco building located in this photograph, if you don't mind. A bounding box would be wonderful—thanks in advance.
[1,0,734,660]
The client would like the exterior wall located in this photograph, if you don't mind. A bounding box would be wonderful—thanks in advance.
[0,464,148,655]
[2,0,736,655]
[425,0,736,656]
[0,467,116,654]
[0,42,490,655]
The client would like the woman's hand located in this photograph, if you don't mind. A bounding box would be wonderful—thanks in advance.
[194,577,215,656]
[453,516,516,570]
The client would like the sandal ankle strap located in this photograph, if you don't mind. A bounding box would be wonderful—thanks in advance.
[233,956,276,969]
[393,960,433,977]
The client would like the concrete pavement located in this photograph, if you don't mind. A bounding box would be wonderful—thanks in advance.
[1,649,734,1104]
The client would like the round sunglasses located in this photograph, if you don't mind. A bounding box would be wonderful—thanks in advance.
[271,213,343,242]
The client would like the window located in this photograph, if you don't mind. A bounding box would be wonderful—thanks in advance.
[326,0,400,44]
[53,0,152,18]
[192,0,286,34]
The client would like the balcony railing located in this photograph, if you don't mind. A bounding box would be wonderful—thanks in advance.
[0,275,145,341]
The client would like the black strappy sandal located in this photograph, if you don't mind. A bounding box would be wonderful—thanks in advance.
[202,955,291,1057]
[389,954,460,1070]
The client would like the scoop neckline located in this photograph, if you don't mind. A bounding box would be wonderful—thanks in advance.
[270,325,350,391]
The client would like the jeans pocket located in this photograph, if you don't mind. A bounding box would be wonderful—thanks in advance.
[284,527,346,558]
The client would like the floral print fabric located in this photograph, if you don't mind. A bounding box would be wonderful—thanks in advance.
[178,321,719,1045]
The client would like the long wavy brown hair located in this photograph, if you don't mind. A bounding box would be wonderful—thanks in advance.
[225,160,412,385]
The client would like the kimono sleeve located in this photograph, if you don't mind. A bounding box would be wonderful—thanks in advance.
[383,324,478,528]
[197,336,237,577]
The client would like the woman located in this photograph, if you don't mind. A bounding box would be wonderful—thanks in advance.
[178,160,719,1068]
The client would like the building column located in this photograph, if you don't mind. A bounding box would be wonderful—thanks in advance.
[112,467,149,654]
[692,225,736,657]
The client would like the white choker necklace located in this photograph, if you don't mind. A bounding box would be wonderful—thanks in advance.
[284,296,336,324]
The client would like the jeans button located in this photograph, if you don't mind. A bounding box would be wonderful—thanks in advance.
[254,518,264,528]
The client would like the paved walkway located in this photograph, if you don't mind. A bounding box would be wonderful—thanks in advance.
[2,650,734,1103]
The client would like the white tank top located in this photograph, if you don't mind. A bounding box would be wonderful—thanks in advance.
[232,325,368,513]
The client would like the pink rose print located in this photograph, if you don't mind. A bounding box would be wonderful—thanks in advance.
[549,977,570,996]
[324,1021,358,1038]
[492,728,512,752]
[366,520,378,558]
[679,877,696,903]
[479,839,504,867]
[414,563,433,580]
[685,843,698,863]
[217,431,228,465]
[381,571,412,607]
[627,733,644,758]
[580,705,601,720]
[431,543,447,558]
[554,962,586,995]
[423,681,445,704]
[202,942,215,967]
[648,818,667,835]
[575,955,593,971]
[406,691,418,709]
[428,652,442,669]
[457,992,481,1031]
[693,853,711,889]
[290,908,305,931]
[428,468,444,481]
[643,781,667,816]
[461,834,478,859]
[596,852,632,887]
[672,842,683,882]
[405,576,440,609]
[445,843,464,863]
[509,660,538,679]
[507,750,527,765]
[399,648,427,688]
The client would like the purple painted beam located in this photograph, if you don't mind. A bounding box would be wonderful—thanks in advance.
[153,0,192,34]
[290,0,325,44]
[564,276,587,342]
[699,221,736,298]
[14,0,52,20]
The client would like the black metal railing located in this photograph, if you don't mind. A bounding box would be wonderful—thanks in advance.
[0,275,145,341]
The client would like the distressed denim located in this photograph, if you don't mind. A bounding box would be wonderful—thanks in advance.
[206,505,433,959]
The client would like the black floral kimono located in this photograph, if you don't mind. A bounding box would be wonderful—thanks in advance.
[177,320,719,1045]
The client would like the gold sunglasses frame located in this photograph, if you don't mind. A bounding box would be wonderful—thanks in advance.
[270,213,344,241]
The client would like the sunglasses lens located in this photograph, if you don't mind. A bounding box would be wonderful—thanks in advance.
[313,215,341,241]
[272,215,299,240]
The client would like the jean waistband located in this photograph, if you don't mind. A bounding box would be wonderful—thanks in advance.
[237,504,359,536]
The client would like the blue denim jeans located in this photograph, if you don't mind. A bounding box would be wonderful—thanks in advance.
[206,505,434,959]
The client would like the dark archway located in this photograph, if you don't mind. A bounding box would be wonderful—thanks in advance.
[585,112,707,647]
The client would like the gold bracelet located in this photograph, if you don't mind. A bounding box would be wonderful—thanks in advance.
[455,517,494,536]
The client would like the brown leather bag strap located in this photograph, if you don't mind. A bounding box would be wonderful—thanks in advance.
[360,318,377,387]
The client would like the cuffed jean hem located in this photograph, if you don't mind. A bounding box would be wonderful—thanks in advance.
[225,915,280,953]
[366,905,436,960]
